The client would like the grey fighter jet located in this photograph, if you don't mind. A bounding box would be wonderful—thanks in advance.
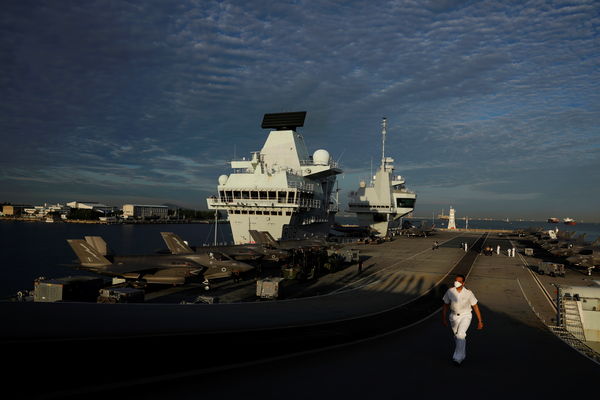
[160,232,289,262]
[548,234,589,257]
[399,220,435,237]
[67,236,254,289]
[248,230,330,250]
[566,238,600,275]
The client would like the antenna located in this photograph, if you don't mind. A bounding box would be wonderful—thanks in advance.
[381,117,387,168]
[214,209,218,246]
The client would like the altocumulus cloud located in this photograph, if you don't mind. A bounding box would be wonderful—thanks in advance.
[0,0,598,218]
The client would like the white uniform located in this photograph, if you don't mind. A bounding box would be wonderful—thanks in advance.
[443,286,478,363]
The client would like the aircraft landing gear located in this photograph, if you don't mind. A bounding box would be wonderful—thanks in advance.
[131,280,147,289]
[203,279,210,291]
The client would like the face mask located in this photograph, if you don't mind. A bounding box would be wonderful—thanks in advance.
[454,281,463,288]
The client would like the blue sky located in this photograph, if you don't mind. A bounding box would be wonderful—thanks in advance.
[1,0,599,221]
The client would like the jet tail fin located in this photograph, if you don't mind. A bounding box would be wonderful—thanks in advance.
[84,236,110,256]
[67,239,112,267]
[249,230,278,247]
[248,230,263,244]
[160,232,194,254]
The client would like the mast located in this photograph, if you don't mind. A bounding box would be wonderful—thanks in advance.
[381,117,387,168]
[214,209,218,245]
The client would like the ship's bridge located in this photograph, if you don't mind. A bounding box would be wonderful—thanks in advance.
[206,111,342,244]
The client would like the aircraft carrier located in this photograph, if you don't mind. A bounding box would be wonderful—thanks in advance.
[1,230,598,399]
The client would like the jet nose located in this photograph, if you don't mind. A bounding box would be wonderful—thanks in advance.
[238,262,254,272]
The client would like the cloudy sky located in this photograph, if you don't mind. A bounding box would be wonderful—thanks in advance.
[1,0,599,221]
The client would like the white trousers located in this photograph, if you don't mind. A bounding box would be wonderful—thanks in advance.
[450,313,472,362]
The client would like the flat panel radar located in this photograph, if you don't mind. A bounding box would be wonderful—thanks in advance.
[261,111,307,130]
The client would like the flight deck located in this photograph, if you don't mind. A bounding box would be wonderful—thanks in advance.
[1,232,598,399]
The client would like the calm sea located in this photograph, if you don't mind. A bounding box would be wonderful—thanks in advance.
[1,219,598,298]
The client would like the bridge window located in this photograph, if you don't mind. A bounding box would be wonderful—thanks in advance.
[233,191,241,199]
[242,191,250,199]
[251,191,258,199]
[396,198,416,208]
[268,191,276,200]
[259,191,267,200]
[288,192,295,203]
[278,191,287,202]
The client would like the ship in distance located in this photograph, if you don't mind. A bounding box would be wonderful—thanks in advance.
[347,117,417,237]
[160,232,289,262]
[67,236,254,289]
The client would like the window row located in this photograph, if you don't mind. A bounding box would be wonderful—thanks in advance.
[219,190,313,203]
[349,204,391,208]
[229,210,292,216]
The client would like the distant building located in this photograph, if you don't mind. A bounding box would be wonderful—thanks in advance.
[122,204,168,219]
[2,204,32,216]
[66,201,114,214]
[24,203,69,218]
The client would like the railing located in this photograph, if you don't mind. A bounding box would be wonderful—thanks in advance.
[288,181,314,192]
[298,199,321,209]
[561,299,586,341]
[299,159,339,169]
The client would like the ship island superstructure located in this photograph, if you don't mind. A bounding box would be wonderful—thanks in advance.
[347,118,417,237]
[207,112,342,245]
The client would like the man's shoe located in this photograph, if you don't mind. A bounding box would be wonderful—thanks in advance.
[452,359,462,366]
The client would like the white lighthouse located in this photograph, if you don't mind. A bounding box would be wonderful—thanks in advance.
[448,206,456,230]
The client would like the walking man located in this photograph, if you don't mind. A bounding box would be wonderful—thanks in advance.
[442,274,484,365]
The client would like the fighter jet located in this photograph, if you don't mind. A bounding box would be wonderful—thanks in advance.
[548,234,589,257]
[399,220,435,237]
[160,232,289,262]
[248,230,331,250]
[67,236,254,289]
[565,238,600,275]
